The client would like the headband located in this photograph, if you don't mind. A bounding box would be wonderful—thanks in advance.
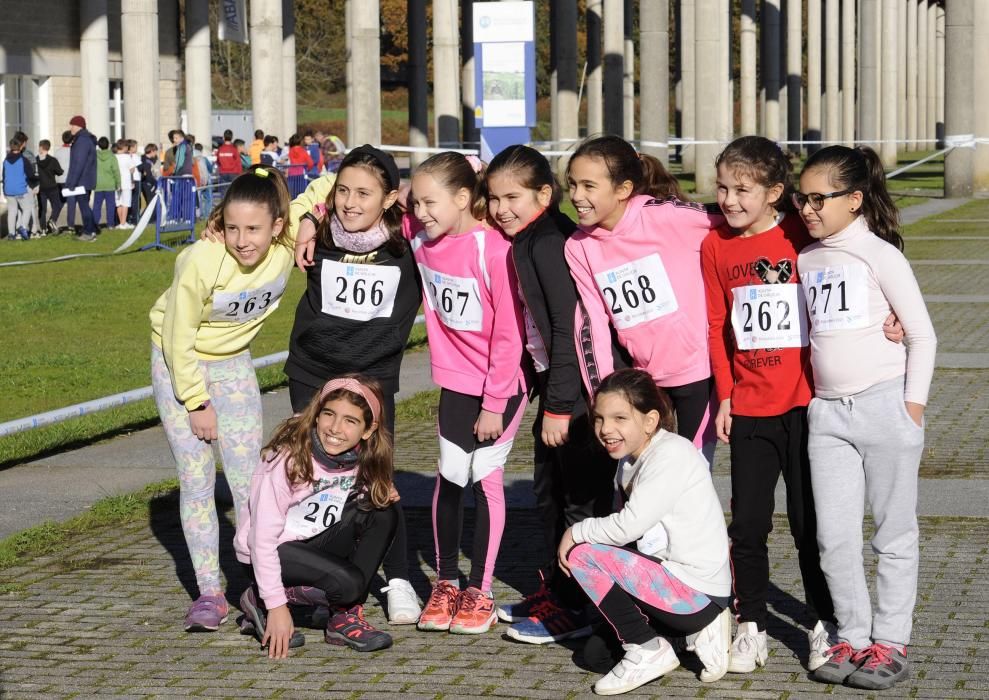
[347,144,400,191]
[318,377,381,425]
[465,154,485,173]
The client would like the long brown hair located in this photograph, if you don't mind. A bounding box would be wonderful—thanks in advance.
[568,135,688,201]
[263,375,394,510]
[715,135,793,213]
[415,151,489,221]
[596,368,676,434]
[207,164,291,248]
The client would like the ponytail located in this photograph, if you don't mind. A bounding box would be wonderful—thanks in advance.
[416,151,489,221]
[568,135,689,202]
[639,153,688,201]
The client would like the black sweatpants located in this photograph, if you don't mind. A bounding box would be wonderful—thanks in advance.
[289,377,409,582]
[727,407,835,630]
[274,500,398,607]
[664,376,713,445]
[38,187,63,227]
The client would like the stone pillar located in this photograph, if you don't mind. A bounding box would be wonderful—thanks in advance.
[551,0,579,156]
[350,0,381,145]
[944,0,973,196]
[880,0,898,167]
[917,0,928,150]
[183,0,209,147]
[639,0,669,163]
[740,0,756,135]
[250,0,283,137]
[824,0,839,143]
[719,0,732,144]
[121,0,159,148]
[935,3,945,146]
[695,0,719,194]
[762,0,781,140]
[282,0,297,137]
[460,3,478,148]
[80,0,110,140]
[906,0,918,150]
[926,0,937,145]
[786,0,802,151]
[679,0,695,170]
[974,0,989,193]
[603,0,623,135]
[408,0,428,166]
[345,0,353,145]
[898,0,907,143]
[859,0,879,145]
[806,0,822,149]
[433,0,460,146]
[586,0,604,135]
[623,0,635,139]
[840,0,855,146]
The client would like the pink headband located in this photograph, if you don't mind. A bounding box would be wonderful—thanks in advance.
[318,378,381,424]
[465,154,485,173]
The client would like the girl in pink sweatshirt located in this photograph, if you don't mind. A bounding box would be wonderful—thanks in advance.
[407,152,526,635]
[234,375,399,658]
[564,135,724,449]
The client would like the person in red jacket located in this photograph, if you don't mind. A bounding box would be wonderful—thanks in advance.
[287,133,314,178]
[216,129,243,184]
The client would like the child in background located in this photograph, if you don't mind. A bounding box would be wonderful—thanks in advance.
[35,139,63,235]
[483,145,616,644]
[560,369,733,695]
[261,135,283,167]
[563,135,723,452]
[114,138,134,229]
[149,166,297,632]
[287,133,314,178]
[54,131,72,233]
[235,375,398,658]
[701,136,837,674]
[2,138,37,240]
[94,136,120,228]
[796,146,936,690]
[304,130,324,177]
[127,140,143,224]
[139,143,159,211]
[216,129,244,184]
[409,152,526,635]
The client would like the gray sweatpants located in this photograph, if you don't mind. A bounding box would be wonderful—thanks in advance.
[807,375,923,650]
[5,192,33,234]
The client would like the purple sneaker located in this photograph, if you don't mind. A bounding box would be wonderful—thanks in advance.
[184,594,229,632]
[239,586,306,649]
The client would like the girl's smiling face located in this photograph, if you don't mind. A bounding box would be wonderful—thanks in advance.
[593,390,660,461]
[222,200,282,267]
[486,171,552,237]
[332,165,397,233]
[411,171,470,240]
[796,166,863,240]
[316,397,374,455]
[716,163,784,236]
[567,155,633,230]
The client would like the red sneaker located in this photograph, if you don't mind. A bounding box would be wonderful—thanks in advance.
[417,580,461,631]
[449,586,497,634]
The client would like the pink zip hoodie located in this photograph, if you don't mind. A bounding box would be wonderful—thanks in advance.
[565,194,723,389]
[404,216,525,412]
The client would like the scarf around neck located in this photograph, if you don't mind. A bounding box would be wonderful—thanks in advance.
[329,212,390,253]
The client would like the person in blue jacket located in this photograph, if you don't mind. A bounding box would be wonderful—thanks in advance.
[64,115,98,241]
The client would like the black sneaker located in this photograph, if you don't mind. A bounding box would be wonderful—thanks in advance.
[324,605,393,652]
[238,586,305,649]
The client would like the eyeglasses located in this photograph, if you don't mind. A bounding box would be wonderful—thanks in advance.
[791,189,852,212]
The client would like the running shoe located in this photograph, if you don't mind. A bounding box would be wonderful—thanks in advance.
[417,580,461,631]
[497,573,551,623]
[324,605,393,652]
[184,594,228,632]
[238,586,305,648]
[807,620,839,672]
[811,641,863,685]
[845,643,909,690]
[505,597,592,644]
[593,638,680,695]
[449,586,497,634]
[727,621,768,673]
[382,578,422,625]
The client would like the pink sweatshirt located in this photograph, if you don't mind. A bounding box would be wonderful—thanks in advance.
[234,451,357,609]
[565,194,724,388]
[405,217,525,413]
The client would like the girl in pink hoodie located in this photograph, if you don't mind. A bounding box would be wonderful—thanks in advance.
[407,152,526,635]
[564,135,723,450]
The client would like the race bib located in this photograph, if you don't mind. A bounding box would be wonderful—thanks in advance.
[320,259,401,321]
[283,472,356,538]
[593,253,678,330]
[209,276,286,323]
[801,264,870,332]
[730,284,808,350]
[418,263,484,332]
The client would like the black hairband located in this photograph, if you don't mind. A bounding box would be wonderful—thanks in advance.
[348,144,400,191]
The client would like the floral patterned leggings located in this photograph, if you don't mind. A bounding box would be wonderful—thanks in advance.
[151,345,262,598]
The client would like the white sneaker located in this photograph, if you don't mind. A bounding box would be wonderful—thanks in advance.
[693,608,732,682]
[381,578,421,625]
[807,620,838,672]
[593,638,680,695]
[727,621,769,673]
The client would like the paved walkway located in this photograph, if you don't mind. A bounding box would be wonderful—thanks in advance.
[1,198,988,698]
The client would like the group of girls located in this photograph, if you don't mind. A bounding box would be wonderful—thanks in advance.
[149,129,934,694]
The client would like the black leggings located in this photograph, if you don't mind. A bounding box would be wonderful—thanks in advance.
[289,378,409,581]
[275,501,398,606]
[663,376,713,444]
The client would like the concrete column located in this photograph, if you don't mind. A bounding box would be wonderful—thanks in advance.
[250,0,283,137]
[80,0,110,139]
[926,0,937,145]
[906,0,918,150]
[740,0,756,135]
[433,0,460,146]
[121,0,159,148]
[408,0,428,166]
[898,0,907,143]
[786,0,802,150]
[974,0,989,193]
[183,0,210,147]
[943,0,973,196]
[719,0,732,143]
[695,0,720,194]
[639,0,669,163]
[551,0,579,154]
[880,0,898,167]
[460,3,478,148]
[586,0,604,135]
[762,0,781,140]
[778,0,787,140]
[824,0,839,143]
[350,0,381,145]
[917,0,928,150]
[806,0,822,148]
[840,0,855,145]
[623,0,635,139]
[603,0,624,135]
[935,3,945,146]
[679,0,695,170]
[345,0,353,145]
[282,0,297,137]
[859,0,879,145]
